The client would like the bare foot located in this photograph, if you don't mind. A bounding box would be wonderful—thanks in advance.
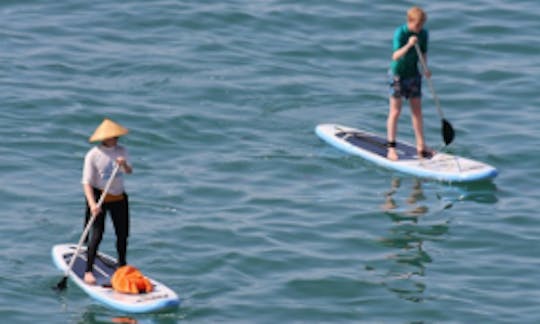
[417,147,435,158]
[387,147,399,161]
[84,272,97,285]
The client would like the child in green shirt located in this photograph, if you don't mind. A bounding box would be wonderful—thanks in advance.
[387,6,432,161]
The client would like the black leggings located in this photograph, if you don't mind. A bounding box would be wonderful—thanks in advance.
[85,188,129,272]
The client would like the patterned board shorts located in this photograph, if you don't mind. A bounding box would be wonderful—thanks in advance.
[389,74,422,99]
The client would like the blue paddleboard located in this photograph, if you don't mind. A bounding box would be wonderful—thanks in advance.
[315,123,497,182]
[52,244,180,313]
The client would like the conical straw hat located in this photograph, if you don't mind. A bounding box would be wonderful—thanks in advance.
[89,118,129,142]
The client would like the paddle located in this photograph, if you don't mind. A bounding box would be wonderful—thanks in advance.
[414,43,455,146]
[54,163,121,291]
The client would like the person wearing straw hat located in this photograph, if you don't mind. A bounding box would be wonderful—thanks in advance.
[82,118,133,285]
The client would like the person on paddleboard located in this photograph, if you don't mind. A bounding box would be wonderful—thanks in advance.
[82,118,133,285]
[386,6,432,161]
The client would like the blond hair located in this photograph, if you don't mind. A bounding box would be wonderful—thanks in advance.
[407,6,427,24]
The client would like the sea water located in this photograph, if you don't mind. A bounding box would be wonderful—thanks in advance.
[1,1,539,323]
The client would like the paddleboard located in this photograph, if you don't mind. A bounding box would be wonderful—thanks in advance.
[315,123,497,182]
[52,244,180,313]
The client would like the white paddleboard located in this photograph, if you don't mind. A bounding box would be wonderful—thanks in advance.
[52,244,180,313]
[315,123,497,182]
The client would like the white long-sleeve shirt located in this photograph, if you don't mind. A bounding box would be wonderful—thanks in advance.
[81,144,129,195]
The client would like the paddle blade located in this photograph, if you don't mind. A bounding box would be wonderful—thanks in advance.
[53,276,68,291]
[442,119,455,146]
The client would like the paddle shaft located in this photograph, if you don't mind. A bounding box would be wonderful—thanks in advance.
[414,43,445,119]
[62,163,121,278]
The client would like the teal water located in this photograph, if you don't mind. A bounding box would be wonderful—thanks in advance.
[1,0,539,322]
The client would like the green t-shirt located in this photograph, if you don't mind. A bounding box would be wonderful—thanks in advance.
[390,24,428,78]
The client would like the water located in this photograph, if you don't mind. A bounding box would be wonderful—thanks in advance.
[1,0,539,322]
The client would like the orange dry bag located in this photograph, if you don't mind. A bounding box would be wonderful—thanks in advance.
[111,265,153,294]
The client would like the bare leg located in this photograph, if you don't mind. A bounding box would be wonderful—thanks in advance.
[409,97,429,156]
[387,96,402,160]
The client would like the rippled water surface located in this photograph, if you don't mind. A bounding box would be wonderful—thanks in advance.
[1,1,539,323]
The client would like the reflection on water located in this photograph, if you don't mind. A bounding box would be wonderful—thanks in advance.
[382,177,499,215]
[373,177,449,302]
[78,310,181,324]
[378,223,441,303]
[451,180,499,204]
[382,178,429,217]
[371,176,497,303]
[111,317,138,324]
[79,312,139,324]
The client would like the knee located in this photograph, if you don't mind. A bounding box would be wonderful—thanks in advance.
[88,233,103,247]
[388,109,401,120]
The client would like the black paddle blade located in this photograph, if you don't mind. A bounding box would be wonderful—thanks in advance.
[442,118,455,146]
[53,276,68,291]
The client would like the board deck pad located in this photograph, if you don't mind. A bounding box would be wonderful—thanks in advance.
[335,130,432,160]
[64,250,117,287]
[52,244,180,313]
[316,124,497,182]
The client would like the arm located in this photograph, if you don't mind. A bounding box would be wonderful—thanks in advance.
[392,35,417,61]
[422,53,432,78]
[83,183,101,216]
[82,151,101,216]
[414,43,432,79]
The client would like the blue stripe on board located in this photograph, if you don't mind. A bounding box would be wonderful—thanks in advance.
[336,131,429,160]
[64,251,118,286]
